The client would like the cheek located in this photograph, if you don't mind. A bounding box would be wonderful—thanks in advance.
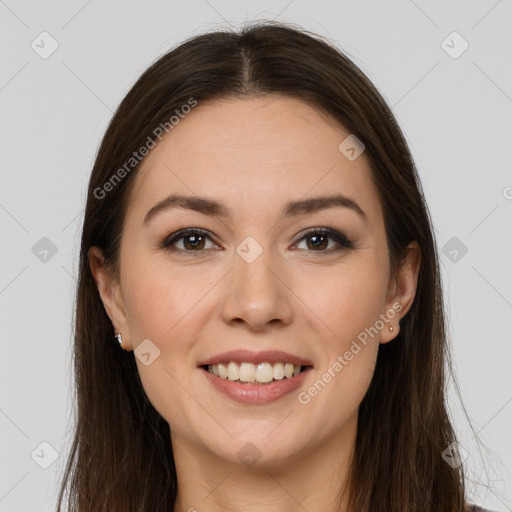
[299,259,389,347]
[295,270,384,435]
[121,263,211,432]
[293,258,387,409]
[122,257,210,342]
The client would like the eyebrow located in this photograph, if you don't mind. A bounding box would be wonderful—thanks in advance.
[143,193,368,226]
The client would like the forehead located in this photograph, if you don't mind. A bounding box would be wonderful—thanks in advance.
[125,95,383,227]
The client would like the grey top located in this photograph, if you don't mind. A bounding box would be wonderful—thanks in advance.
[469,506,494,512]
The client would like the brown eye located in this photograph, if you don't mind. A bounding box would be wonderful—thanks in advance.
[159,227,354,256]
[304,233,329,251]
[294,228,354,252]
[161,228,218,253]
[180,233,206,250]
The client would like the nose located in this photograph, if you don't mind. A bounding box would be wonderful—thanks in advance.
[221,246,294,332]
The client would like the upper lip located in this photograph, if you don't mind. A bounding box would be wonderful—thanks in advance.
[198,349,313,367]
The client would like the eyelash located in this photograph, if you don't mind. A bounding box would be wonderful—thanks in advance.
[157,227,355,256]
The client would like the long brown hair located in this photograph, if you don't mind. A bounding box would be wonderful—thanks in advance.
[58,21,471,511]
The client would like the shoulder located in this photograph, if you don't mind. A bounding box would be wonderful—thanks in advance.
[467,505,496,512]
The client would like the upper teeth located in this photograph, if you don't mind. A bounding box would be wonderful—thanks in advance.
[207,362,302,383]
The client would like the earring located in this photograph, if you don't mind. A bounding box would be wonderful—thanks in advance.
[115,333,127,351]
[389,326,394,332]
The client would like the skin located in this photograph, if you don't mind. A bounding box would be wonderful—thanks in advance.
[89,95,421,512]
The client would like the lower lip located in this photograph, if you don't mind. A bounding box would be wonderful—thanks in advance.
[200,367,312,405]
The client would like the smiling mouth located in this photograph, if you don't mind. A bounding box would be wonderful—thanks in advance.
[201,362,312,385]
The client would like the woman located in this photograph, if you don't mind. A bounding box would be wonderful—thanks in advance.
[57,21,493,512]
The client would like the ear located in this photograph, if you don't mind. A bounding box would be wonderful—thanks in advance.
[88,246,133,351]
[380,241,421,344]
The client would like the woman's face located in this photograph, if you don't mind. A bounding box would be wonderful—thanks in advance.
[90,95,419,468]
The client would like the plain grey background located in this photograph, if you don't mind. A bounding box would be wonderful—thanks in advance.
[0,1,511,510]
